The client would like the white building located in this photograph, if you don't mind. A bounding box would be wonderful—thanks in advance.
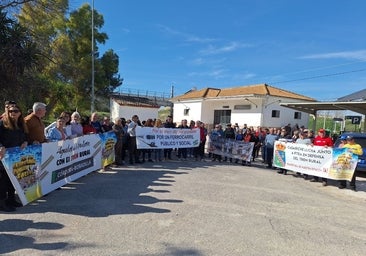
[170,84,315,128]
[110,93,172,122]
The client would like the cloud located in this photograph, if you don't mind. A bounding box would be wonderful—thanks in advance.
[300,50,366,61]
[157,25,216,43]
[120,28,130,33]
[233,72,257,80]
[191,58,205,65]
[188,69,227,79]
[209,69,226,79]
[199,42,252,55]
[189,57,227,66]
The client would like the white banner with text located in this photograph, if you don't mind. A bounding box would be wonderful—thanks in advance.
[207,138,254,162]
[136,127,200,149]
[273,141,358,181]
[2,132,116,206]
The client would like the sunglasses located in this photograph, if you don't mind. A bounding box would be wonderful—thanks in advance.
[9,109,20,113]
[5,100,17,106]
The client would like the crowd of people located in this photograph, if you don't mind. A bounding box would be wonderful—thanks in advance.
[0,101,116,212]
[0,100,363,212]
[209,122,362,192]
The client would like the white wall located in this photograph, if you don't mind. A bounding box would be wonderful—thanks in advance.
[201,98,263,126]
[173,101,202,124]
[115,95,310,129]
[262,98,309,128]
[110,99,159,122]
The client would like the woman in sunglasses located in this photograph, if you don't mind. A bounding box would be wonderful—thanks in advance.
[0,104,29,212]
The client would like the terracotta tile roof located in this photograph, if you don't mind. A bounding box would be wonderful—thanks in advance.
[171,83,315,101]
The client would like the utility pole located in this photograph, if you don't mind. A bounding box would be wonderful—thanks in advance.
[170,83,174,117]
[91,0,95,113]
[170,83,174,98]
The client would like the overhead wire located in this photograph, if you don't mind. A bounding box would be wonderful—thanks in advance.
[271,68,366,84]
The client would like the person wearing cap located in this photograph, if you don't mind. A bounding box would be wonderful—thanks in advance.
[310,128,334,185]
[338,136,363,191]
[24,102,47,144]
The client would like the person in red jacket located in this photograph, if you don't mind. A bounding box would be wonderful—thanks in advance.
[310,128,333,186]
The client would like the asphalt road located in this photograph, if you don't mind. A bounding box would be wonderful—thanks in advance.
[1,157,366,256]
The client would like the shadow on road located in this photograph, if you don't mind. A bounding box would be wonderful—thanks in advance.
[14,165,189,217]
[0,220,66,254]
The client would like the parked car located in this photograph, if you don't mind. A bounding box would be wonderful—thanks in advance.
[334,132,366,176]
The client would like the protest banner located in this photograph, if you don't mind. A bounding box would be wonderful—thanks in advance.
[1,132,116,206]
[273,141,358,181]
[136,127,200,149]
[207,137,254,162]
[99,131,117,167]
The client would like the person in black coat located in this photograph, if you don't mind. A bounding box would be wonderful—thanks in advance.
[0,104,29,212]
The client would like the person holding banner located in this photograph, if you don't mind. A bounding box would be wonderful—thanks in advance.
[177,119,189,161]
[1,100,17,120]
[223,123,235,162]
[211,124,223,162]
[82,116,97,135]
[277,127,293,174]
[194,120,206,161]
[45,111,72,138]
[46,117,67,141]
[112,117,125,166]
[127,115,142,164]
[153,119,164,162]
[264,128,279,169]
[338,136,363,191]
[142,118,154,162]
[0,104,29,212]
[24,102,47,144]
[163,116,176,161]
[70,111,83,137]
[295,130,312,178]
[311,128,334,186]
[90,112,103,134]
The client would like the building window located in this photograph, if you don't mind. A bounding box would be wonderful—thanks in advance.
[214,110,231,125]
[294,112,301,119]
[272,110,280,118]
[183,108,189,116]
[234,104,251,110]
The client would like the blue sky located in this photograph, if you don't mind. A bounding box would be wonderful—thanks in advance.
[70,0,366,101]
